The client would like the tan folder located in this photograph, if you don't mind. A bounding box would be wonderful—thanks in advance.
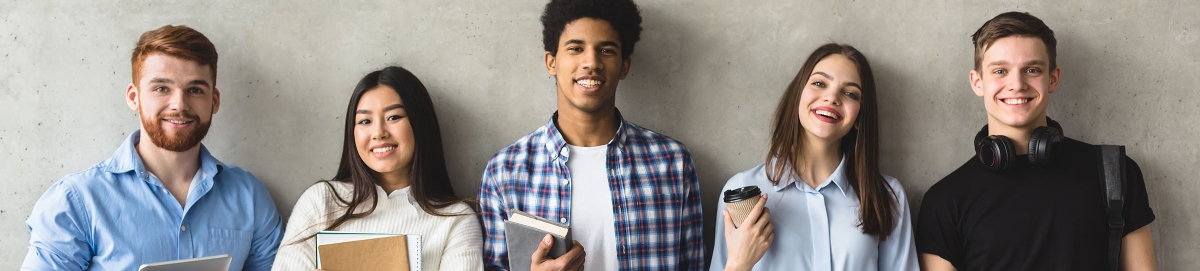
[317,235,410,271]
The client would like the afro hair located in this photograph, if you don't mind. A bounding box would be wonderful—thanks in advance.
[541,0,643,58]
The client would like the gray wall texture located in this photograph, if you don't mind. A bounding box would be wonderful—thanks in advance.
[2,0,1197,269]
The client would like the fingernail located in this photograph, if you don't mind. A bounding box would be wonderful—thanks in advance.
[543,234,551,244]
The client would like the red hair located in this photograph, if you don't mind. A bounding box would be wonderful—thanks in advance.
[131,25,218,84]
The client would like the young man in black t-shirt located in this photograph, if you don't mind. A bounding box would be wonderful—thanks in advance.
[915,12,1157,271]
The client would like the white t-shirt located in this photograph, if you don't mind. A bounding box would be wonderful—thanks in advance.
[566,144,619,271]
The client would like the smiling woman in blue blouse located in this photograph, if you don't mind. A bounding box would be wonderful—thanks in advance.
[710,43,919,271]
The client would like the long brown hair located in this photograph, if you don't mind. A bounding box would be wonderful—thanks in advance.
[765,43,897,239]
[302,66,474,241]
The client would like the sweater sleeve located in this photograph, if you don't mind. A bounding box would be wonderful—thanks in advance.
[271,183,334,271]
[438,205,484,271]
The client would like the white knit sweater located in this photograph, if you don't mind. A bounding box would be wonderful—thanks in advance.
[271,181,483,271]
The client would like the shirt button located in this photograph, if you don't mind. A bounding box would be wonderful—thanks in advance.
[563,179,570,185]
[559,218,567,223]
[181,225,186,232]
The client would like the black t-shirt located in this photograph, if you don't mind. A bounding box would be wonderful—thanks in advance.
[916,138,1155,271]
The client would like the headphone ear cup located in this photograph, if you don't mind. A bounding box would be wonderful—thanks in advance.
[974,125,989,149]
[978,135,1016,172]
[1028,126,1048,165]
[1028,125,1064,166]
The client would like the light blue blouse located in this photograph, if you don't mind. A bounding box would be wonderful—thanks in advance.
[709,156,918,271]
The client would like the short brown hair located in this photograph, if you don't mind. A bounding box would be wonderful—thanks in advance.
[972,12,1056,71]
[131,25,218,84]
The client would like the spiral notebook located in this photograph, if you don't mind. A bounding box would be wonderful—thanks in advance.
[315,231,422,271]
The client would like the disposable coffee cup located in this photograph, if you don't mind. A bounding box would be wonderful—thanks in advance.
[723,186,762,228]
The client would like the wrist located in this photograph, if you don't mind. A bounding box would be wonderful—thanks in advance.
[724,258,752,271]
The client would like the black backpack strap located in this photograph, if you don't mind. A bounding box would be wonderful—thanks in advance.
[1099,145,1126,271]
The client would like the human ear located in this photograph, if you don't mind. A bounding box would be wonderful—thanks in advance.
[969,69,984,97]
[544,51,557,76]
[211,88,221,114]
[619,57,632,79]
[126,83,139,111]
[1047,66,1061,94]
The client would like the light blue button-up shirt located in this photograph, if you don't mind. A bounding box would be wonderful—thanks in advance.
[22,131,284,271]
[710,156,918,271]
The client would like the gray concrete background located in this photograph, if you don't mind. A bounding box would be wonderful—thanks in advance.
[2,0,1197,269]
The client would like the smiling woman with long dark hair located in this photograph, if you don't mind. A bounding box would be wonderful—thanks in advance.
[272,66,481,271]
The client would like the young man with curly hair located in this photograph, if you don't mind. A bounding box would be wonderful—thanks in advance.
[477,0,705,270]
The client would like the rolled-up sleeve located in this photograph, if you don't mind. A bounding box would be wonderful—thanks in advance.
[23,181,91,271]
[243,177,284,271]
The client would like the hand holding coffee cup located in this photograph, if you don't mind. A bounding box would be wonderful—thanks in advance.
[721,186,773,270]
[724,186,763,228]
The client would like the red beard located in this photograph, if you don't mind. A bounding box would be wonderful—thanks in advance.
[141,111,211,152]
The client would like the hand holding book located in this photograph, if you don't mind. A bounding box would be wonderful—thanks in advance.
[505,210,580,271]
[531,234,585,271]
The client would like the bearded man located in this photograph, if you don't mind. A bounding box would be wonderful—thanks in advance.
[22,25,283,271]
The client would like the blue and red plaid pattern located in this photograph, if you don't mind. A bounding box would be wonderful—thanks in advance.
[478,111,705,271]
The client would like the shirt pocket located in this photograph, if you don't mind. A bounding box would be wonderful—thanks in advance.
[207,228,252,257]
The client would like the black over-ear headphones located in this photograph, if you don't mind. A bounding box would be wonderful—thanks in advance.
[974,117,1064,172]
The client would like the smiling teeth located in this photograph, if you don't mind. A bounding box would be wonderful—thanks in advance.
[167,120,188,124]
[816,110,839,120]
[371,146,395,153]
[577,79,600,88]
[1003,98,1030,105]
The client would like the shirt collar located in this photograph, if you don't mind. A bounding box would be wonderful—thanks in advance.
[376,185,418,206]
[769,154,852,196]
[103,130,223,181]
[545,109,629,161]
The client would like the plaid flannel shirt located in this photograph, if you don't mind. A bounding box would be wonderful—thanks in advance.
[478,111,705,271]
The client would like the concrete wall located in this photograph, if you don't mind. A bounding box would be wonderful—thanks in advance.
[2,0,1196,269]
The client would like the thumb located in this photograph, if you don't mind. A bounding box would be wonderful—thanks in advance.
[531,234,553,263]
[722,209,736,232]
